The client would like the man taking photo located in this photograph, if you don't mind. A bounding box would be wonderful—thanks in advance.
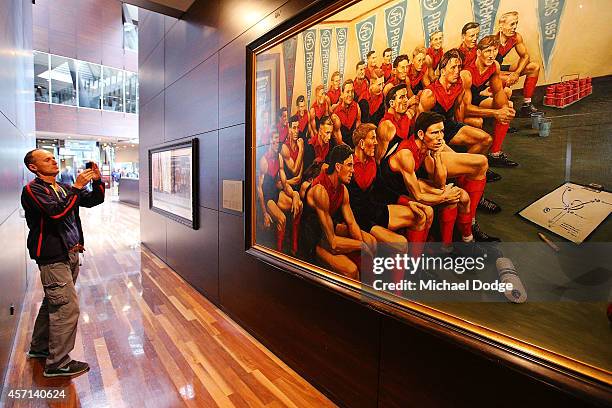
[21,149,105,378]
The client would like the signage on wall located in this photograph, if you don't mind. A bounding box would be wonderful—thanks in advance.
[319,29,333,91]
[420,0,449,47]
[355,15,377,63]
[282,36,298,115]
[471,0,500,40]
[385,1,408,61]
[222,180,243,212]
[537,0,566,77]
[335,27,348,82]
[302,29,317,107]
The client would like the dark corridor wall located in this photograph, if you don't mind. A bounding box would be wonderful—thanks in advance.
[137,1,607,406]
[0,0,35,390]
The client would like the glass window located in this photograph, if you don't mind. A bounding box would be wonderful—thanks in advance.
[50,55,77,106]
[102,67,124,112]
[77,61,102,109]
[125,72,138,114]
[123,4,138,51]
[34,52,50,102]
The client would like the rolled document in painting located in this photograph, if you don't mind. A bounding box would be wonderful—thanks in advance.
[496,257,527,304]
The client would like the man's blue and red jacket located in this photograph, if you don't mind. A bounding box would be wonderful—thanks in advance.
[21,177,105,265]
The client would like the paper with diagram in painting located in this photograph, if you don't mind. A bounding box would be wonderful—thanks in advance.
[519,183,612,243]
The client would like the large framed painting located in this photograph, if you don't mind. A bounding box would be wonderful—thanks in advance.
[245,0,612,393]
[149,138,199,229]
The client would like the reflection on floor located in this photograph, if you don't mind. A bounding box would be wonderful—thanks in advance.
[2,199,335,407]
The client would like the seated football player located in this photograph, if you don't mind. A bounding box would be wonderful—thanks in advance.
[459,35,517,167]
[258,132,303,253]
[309,84,331,132]
[331,80,362,147]
[349,123,433,262]
[495,11,541,117]
[358,68,386,125]
[353,60,370,101]
[298,145,376,280]
[425,30,444,82]
[407,46,430,93]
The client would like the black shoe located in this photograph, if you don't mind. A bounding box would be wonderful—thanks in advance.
[43,360,90,378]
[488,152,519,168]
[27,349,49,359]
[486,169,502,183]
[517,103,540,118]
[478,196,502,214]
[508,126,519,133]
[472,221,501,242]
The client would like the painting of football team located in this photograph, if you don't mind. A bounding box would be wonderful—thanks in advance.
[256,11,541,282]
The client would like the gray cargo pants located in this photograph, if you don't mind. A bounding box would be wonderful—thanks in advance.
[30,252,80,370]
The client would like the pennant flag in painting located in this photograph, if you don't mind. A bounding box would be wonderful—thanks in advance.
[319,28,332,91]
[471,0,500,40]
[420,0,448,47]
[385,1,407,61]
[355,15,376,63]
[335,27,348,82]
[538,0,566,77]
[302,29,317,107]
[282,36,298,114]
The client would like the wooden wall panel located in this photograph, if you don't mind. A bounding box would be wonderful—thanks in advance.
[124,50,138,72]
[102,44,125,70]
[49,28,77,59]
[101,0,123,48]
[218,35,250,129]
[102,111,137,139]
[139,191,167,260]
[163,0,220,87]
[48,0,75,36]
[166,206,220,303]
[139,9,165,65]
[77,108,103,135]
[378,316,591,407]
[218,125,244,215]
[33,25,49,53]
[139,91,164,147]
[75,0,103,42]
[198,130,219,210]
[50,104,77,134]
[139,41,164,107]
[76,34,103,65]
[164,54,219,141]
[34,102,51,132]
[33,0,126,72]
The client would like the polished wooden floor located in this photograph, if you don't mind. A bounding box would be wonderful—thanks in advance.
[2,196,335,407]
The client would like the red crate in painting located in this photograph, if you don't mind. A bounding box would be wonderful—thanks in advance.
[543,74,593,108]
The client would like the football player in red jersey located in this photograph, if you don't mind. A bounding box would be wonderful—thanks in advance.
[495,11,541,117]
[458,22,480,68]
[425,30,444,82]
[459,35,517,167]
